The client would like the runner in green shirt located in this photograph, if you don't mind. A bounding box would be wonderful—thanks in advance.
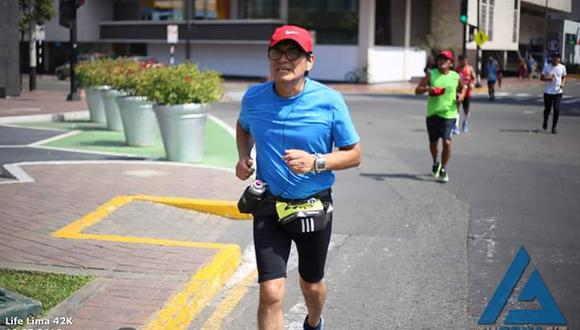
[415,50,466,183]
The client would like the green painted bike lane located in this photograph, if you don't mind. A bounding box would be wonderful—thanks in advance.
[13,117,237,169]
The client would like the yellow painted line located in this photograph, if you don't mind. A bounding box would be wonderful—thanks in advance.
[143,245,241,330]
[202,270,258,330]
[51,194,254,330]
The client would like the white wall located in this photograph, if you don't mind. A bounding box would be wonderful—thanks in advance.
[148,43,359,82]
[368,46,426,83]
[467,0,519,51]
[44,0,112,42]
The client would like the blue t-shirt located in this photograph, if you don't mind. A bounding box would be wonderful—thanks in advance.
[487,62,498,82]
[238,78,360,199]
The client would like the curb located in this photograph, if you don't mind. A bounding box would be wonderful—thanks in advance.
[51,194,249,330]
[0,111,89,124]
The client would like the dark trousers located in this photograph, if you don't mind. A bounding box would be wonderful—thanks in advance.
[543,93,562,129]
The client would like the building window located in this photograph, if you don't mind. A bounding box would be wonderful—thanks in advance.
[139,0,184,21]
[288,0,358,45]
[375,0,404,46]
[195,0,232,19]
[480,0,493,41]
[238,0,279,19]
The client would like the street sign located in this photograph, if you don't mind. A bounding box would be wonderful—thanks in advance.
[547,38,560,52]
[474,31,489,47]
[167,25,178,44]
[35,25,45,41]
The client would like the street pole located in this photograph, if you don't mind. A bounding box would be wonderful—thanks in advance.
[67,2,79,101]
[543,0,549,65]
[28,14,37,91]
[185,0,191,61]
[475,0,482,87]
[462,23,467,57]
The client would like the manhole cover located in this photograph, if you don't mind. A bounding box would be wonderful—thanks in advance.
[0,288,42,326]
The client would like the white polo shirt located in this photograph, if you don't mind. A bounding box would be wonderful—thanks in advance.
[542,63,567,95]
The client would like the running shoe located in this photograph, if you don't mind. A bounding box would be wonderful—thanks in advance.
[304,316,324,330]
[432,162,442,177]
[462,119,469,133]
[439,168,449,183]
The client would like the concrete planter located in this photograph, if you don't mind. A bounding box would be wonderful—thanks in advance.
[85,86,107,124]
[101,88,125,131]
[117,96,159,146]
[153,103,208,163]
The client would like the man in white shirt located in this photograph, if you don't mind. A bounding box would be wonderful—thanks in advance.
[541,51,567,134]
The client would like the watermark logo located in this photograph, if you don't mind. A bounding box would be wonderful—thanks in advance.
[478,246,567,329]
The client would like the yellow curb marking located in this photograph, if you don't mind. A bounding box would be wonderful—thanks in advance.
[202,270,258,330]
[52,195,252,330]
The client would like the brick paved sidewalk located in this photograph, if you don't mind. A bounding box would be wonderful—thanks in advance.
[0,162,251,330]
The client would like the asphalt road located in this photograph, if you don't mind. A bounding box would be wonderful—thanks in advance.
[202,83,580,329]
[2,80,579,329]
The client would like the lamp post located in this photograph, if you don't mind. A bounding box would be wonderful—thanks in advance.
[185,0,191,61]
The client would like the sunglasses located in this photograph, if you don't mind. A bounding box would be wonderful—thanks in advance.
[268,47,307,61]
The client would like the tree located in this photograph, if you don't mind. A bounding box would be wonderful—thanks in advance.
[18,0,55,34]
[17,0,55,91]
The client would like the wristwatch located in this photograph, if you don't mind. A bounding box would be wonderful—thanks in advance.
[313,153,326,173]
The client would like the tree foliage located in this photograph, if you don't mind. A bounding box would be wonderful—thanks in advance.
[18,0,55,33]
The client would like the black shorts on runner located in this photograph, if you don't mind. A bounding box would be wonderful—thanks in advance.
[426,115,455,142]
[252,190,333,283]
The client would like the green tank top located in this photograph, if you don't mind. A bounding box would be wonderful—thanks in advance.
[427,68,460,119]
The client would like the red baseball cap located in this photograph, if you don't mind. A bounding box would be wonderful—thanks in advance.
[269,25,313,53]
[438,50,454,61]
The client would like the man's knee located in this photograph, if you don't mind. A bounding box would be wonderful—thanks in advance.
[260,279,285,307]
[443,140,452,148]
[300,279,324,298]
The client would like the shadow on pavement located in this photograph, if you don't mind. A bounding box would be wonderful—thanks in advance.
[360,172,432,182]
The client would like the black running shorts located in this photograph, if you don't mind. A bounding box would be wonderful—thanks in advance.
[426,115,455,142]
[252,192,333,283]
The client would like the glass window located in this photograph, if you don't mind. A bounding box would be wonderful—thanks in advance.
[238,0,279,19]
[195,0,231,19]
[288,0,358,45]
[139,0,184,21]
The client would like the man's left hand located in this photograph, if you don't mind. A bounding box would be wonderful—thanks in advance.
[283,149,315,174]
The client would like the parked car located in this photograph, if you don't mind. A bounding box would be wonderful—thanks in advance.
[55,53,109,80]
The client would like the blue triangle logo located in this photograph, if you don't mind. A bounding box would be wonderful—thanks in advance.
[478,246,567,325]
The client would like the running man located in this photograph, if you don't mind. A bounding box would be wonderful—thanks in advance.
[541,51,566,134]
[455,54,476,132]
[486,57,498,100]
[236,25,361,330]
[415,50,466,183]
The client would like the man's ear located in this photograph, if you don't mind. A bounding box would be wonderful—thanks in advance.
[306,54,316,71]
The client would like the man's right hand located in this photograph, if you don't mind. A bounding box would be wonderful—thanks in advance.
[236,157,255,180]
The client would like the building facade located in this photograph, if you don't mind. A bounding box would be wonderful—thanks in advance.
[18,0,578,85]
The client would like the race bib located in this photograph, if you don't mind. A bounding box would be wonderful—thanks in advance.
[275,198,324,225]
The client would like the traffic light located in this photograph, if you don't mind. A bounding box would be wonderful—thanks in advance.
[59,0,73,28]
[460,0,468,24]
[59,0,84,28]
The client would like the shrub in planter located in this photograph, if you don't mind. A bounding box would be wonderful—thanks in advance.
[111,59,161,146]
[137,63,223,105]
[75,58,115,124]
[138,63,224,162]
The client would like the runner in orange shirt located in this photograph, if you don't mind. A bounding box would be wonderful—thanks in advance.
[455,54,476,133]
